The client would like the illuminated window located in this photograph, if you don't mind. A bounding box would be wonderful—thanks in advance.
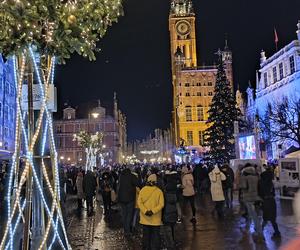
[199,131,204,146]
[185,106,192,121]
[208,92,213,96]
[187,131,193,145]
[279,63,284,80]
[290,56,295,74]
[197,106,204,121]
[273,67,278,82]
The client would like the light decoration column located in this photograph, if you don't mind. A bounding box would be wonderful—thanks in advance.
[0,0,123,249]
[73,131,103,172]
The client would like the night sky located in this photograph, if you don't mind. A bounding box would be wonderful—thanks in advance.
[55,0,300,141]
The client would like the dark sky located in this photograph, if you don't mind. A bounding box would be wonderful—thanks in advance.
[55,0,300,141]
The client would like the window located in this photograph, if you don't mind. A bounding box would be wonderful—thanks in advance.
[208,92,213,96]
[185,92,190,97]
[187,131,193,145]
[197,92,201,96]
[10,85,15,96]
[208,82,213,86]
[290,56,295,74]
[263,72,268,87]
[199,131,204,146]
[272,67,277,83]
[5,84,9,95]
[185,106,192,122]
[67,113,72,120]
[197,106,204,121]
[196,82,201,86]
[0,102,2,117]
[10,108,14,121]
[4,105,8,121]
[4,127,8,137]
[185,83,190,87]
[279,63,284,80]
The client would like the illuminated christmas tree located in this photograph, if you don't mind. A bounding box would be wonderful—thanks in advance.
[204,55,242,165]
[0,0,122,249]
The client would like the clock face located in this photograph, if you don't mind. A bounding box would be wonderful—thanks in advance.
[176,21,191,36]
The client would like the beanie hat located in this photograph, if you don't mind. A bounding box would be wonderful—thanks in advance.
[147,174,157,183]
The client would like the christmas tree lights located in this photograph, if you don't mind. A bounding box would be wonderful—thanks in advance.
[73,131,103,171]
[0,0,122,248]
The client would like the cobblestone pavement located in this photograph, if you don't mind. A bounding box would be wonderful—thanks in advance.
[66,194,299,250]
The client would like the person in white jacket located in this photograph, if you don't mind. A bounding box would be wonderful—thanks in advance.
[209,165,226,219]
[182,165,196,223]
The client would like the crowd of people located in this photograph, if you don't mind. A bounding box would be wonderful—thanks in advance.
[59,161,285,249]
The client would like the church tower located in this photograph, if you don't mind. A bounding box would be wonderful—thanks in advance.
[169,0,198,72]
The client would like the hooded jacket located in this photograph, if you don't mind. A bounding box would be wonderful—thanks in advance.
[181,167,195,197]
[239,166,260,202]
[209,166,226,201]
[138,185,165,226]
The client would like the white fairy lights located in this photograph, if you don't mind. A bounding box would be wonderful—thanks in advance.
[0,48,71,249]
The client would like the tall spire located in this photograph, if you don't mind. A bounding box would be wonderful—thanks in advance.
[170,0,194,16]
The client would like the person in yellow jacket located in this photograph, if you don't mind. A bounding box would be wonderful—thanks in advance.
[138,174,165,250]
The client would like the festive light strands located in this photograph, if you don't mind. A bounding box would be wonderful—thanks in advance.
[1,50,70,250]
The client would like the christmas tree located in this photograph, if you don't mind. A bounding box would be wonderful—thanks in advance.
[204,55,241,165]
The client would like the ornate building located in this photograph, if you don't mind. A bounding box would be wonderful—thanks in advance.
[246,21,300,158]
[54,94,127,165]
[0,55,16,158]
[129,128,173,163]
[169,0,233,153]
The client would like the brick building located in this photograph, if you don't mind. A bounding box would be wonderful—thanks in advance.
[54,95,127,166]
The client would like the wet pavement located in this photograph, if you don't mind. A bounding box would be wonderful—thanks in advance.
[65,194,299,250]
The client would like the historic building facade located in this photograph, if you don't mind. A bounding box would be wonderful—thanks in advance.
[246,21,300,158]
[128,128,173,163]
[0,55,16,158]
[169,0,233,153]
[54,95,127,165]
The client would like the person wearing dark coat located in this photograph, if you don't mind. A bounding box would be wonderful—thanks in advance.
[259,168,281,238]
[220,164,235,208]
[163,170,178,246]
[99,171,114,215]
[118,167,139,237]
[83,170,97,216]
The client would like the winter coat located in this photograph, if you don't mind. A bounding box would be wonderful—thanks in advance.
[239,166,261,203]
[259,170,277,222]
[118,168,139,204]
[76,175,84,199]
[83,171,97,198]
[209,167,226,201]
[164,171,179,194]
[163,193,178,225]
[182,173,195,197]
[138,185,165,226]
[220,166,235,190]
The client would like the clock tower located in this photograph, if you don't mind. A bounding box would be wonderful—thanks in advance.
[169,0,197,71]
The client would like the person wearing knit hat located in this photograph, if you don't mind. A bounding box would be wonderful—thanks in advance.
[138,173,164,250]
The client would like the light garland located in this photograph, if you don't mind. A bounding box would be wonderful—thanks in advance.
[73,131,103,171]
[0,49,71,249]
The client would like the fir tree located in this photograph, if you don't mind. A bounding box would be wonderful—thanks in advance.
[204,57,241,165]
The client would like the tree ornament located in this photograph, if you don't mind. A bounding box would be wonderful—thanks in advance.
[67,15,77,25]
